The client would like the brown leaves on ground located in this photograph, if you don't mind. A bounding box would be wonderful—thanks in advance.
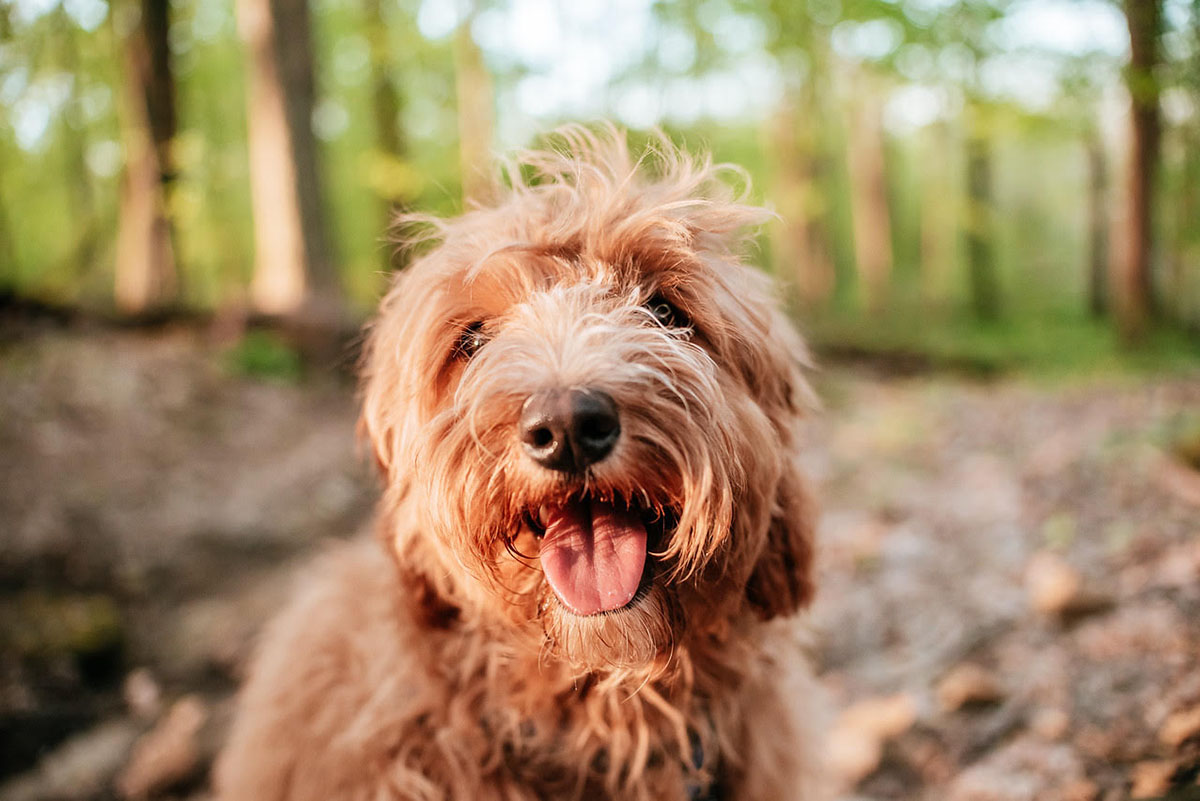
[2,331,1199,801]
[809,369,1200,800]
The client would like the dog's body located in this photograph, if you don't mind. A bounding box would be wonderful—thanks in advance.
[216,128,828,801]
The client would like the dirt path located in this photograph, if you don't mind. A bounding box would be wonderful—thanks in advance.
[1,328,1197,800]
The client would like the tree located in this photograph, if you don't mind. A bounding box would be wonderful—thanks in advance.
[1086,128,1110,318]
[770,95,836,308]
[454,2,494,204]
[918,121,957,309]
[761,0,851,309]
[114,0,177,314]
[54,8,100,280]
[845,67,893,313]
[1114,0,1164,341]
[964,105,1000,320]
[362,0,408,269]
[1167,0,1200,329]
[936,0,1008,321]
[237,0,340,319]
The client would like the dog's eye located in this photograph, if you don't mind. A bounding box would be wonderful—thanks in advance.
[646,295,688,329]
[454,321,488,359]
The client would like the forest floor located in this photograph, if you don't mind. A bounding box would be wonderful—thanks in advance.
[1,319,1199,801]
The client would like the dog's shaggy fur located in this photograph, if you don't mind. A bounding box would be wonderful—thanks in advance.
[216,127,828,801]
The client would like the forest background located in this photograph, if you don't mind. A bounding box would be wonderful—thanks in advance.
[3,0,1200,374]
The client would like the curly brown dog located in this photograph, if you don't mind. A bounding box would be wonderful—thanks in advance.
[215,127,828,801]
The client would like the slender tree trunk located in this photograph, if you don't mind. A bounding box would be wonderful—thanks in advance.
[363,0,406,268]
[1115,0,1163,341]
[964,110,1000,320]
[0,165,17,289]
[771,96,837,309]
[1172,127,1199,327]
[919,121,955,309]
[238,0,340,319]
[454,3,494,204]
[847,72,893,314]
[1086,128,1109,318]
[56,9,99,278]
[114,0,177,313]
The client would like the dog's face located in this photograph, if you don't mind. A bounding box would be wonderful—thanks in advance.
[362,130,815,675]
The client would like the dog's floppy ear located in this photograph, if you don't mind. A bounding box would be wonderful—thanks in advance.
[745,457,816,620]
[358,261,443,485]
[742,300,817,621]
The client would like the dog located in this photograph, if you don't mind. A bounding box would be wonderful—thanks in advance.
[215,126,827,801]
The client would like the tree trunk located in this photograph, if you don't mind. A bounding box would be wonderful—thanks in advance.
[1086,129,1109,318]
[0,166,16,289]
[238,0,340,319]
[454,4,494,205]
[56,9,99,279]
[847,73,893,314]
[1172,127,1199,328]
[114,0,177,314]
[965,124,1000,320]
[770,97,835,309]
[363,0,406,269]
[1115,0,1162,341]
[919,121,955,308]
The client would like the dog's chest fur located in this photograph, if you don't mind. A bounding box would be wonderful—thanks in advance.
[217,534,825,801]
[402,580,736,799]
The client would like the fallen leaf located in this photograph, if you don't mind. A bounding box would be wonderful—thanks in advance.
[1026,552,1111,619]
[1061,778,1099,801]
[1160,705,1200,749]
[1027,552,1082,615]
[1031,707,1070,741]
[1130,760,1177,799]
[936,663,1004,711]
[827,693,919,789]
[117,696,207,799]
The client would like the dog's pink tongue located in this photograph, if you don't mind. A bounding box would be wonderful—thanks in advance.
[540,498,647,616]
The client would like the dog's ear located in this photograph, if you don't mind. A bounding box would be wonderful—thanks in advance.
[742,298,817,621]
[745,457,816,620]
[358,262,446,485]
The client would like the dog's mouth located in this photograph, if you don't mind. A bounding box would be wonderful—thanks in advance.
[521,493,673,617]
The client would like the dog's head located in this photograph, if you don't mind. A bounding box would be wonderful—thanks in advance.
[361,127,815,674]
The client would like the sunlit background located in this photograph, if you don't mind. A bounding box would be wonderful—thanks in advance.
[2,0,1198,370]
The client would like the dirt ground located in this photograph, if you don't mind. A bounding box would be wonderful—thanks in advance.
[1,323,1198,801]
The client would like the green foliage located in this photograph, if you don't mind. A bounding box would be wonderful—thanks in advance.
[1,0,1198,372]
[223,330,304,383]
[803,308,1200,377]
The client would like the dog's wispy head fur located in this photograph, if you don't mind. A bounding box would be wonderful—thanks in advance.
[360,126,815,676]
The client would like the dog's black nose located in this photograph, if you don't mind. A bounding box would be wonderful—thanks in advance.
[519,389,620,472]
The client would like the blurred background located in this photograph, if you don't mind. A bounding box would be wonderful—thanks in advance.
[2,1,1200,800]
[1,0,1199,363]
